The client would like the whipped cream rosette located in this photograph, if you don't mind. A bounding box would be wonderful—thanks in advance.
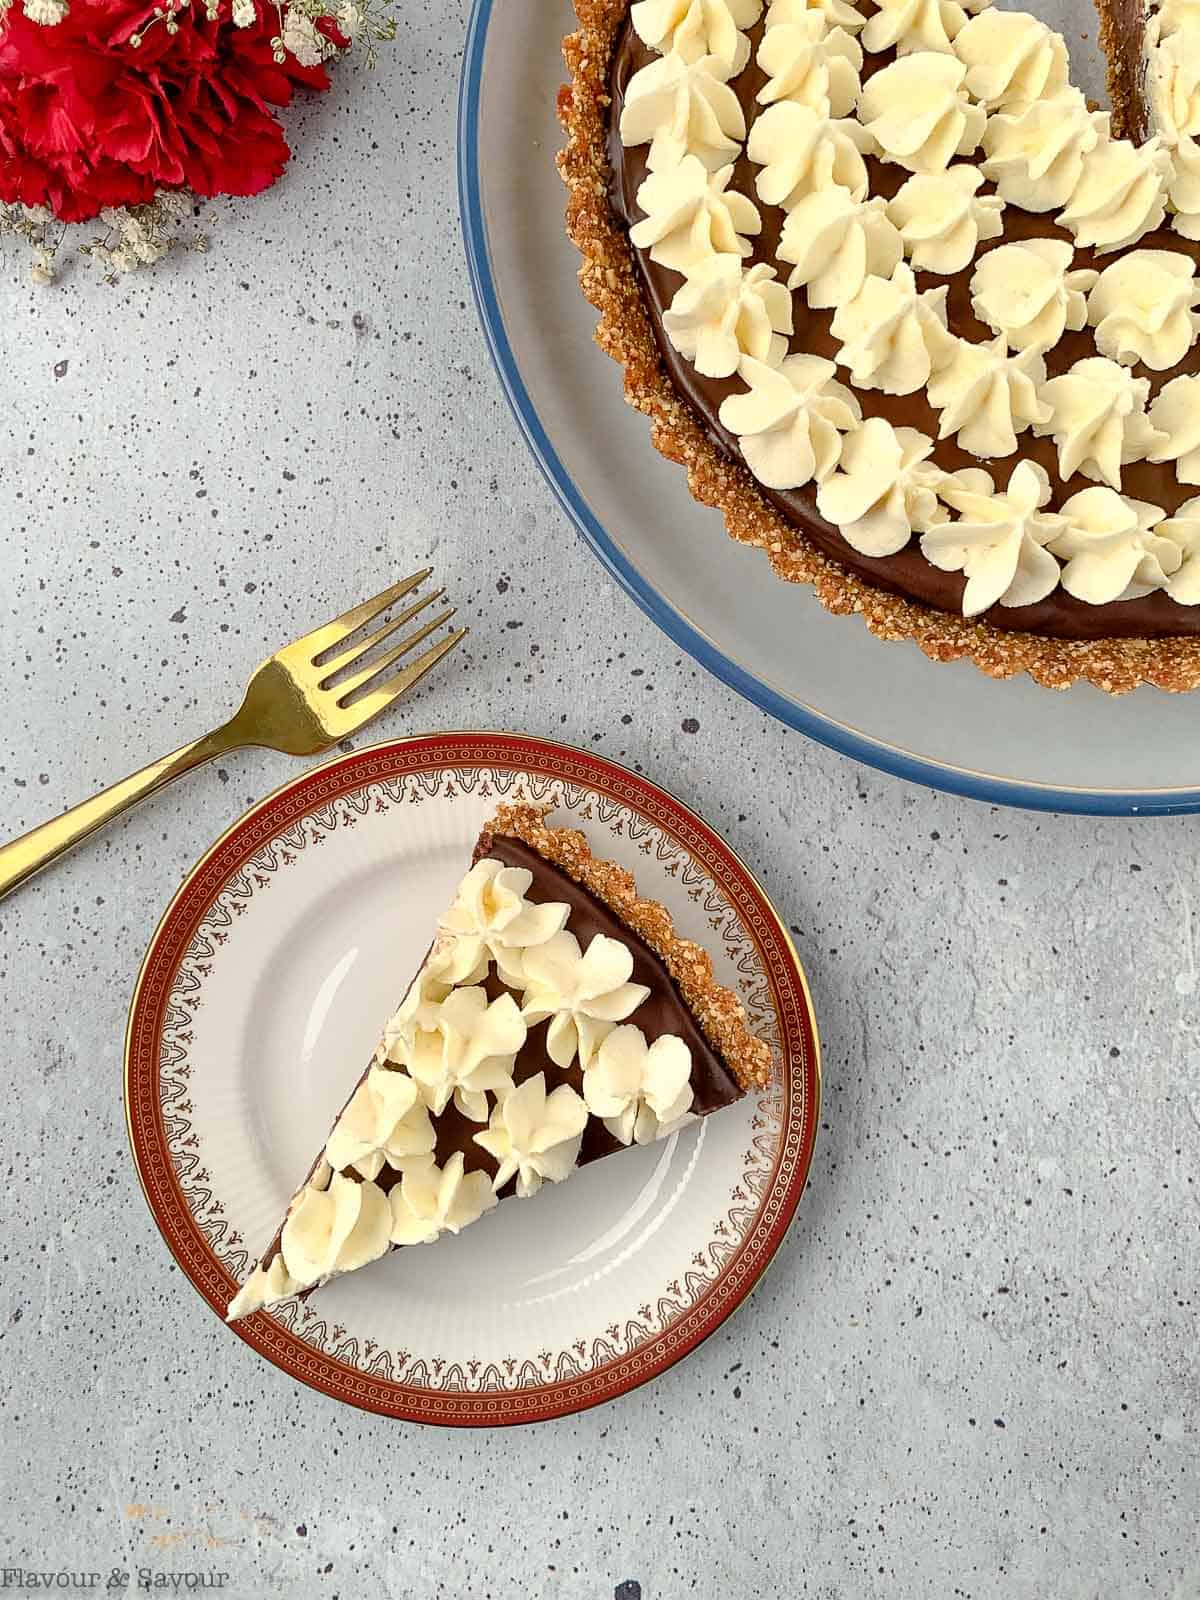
[921,461,1066,615]
[1148,375,1200,483]
[857,53,985,174]
[981,90,1105,213]
[952,8,1068,109]
[1057,135,1172,254]
[927,336,1050,458]
[1157,497,1200,601]
[437,857,569,988]
[620,49,747,170]
[778,190,902,306]
[662,256,793,376]
[1036,357,1167,489]
[748,100,874,207]
[519,929,651,1069]
[388,1153,498,1246]
[886,166,1004,275]
[764,0,867,34]
[1049,488,1177,603]
[860,0,967,56]
[582,1026,696,1146]
[280,1170,392,1290]
[630,155,763,273]
[1084,250,1200,370]
[830,262,953,394]
[394,986,527,1122]
[815,417,946,555]
[755,15,863,117]
[969,239,1095,353]
[324,1064,436,1179]
[632,0,762,67]
[473,1072,590,1198]
[719,353,861,489]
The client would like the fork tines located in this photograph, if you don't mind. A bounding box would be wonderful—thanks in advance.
[294,568,467,711]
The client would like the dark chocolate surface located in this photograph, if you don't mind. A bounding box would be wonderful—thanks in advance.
[607,15,1200,641]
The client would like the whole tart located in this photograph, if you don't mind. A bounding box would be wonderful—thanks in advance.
[227,805,769,1318]
[558,0,1200,692]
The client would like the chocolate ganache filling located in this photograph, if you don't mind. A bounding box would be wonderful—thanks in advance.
[607,15,1200,641]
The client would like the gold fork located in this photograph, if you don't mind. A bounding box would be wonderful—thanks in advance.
[0,568,465,903]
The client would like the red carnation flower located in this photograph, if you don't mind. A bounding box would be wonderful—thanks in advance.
[0,0,344,223]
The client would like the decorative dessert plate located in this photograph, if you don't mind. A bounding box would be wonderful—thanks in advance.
[125,733,819,1424]
[459,0,1200,814]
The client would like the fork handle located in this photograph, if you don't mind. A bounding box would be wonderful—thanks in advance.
[0,722,240,903]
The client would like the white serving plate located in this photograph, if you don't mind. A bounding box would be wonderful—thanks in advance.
[126,734,819,1424]
[458,0,1200,814]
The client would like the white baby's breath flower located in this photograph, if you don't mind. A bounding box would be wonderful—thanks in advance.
[281,9,329,66]
[336,0,363,36]
[232,0,257,25]
[22,0,69,23]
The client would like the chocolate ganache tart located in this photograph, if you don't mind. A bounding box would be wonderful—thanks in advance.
[558,0,1200,691]
[227,806,768,1318]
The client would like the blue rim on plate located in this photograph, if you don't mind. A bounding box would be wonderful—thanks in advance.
[456,0,1200,818]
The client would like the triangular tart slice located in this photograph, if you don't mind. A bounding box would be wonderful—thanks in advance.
[227,804,770,1319]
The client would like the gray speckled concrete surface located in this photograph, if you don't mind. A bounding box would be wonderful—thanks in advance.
[1,10,1198,1598]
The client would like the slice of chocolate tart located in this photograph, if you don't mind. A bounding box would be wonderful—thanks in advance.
[227,804,771,1319]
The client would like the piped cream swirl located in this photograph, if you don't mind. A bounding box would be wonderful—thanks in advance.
[981,90,1104,213]
[778,190,902,306]
[952,9,1068,109]
[970,238,1095,353]
[861,0,966,55]
[765,0,867,35]
[473,1072,589,1198]
[631,0,762,69]
[279,1170,392,1291]
[1057,135,1172,255]
[1085,250,1200,371]
[388,1153,498,1246]
[1148,374,1200,485]
[619,51,747,171]
[857,52,985,174]
[756,15,862,117]
[631,156,762,274]
[719,353,862,488]
[748,101,873,206]
[662,256,793,377]
[830,261,952,394]
[582,1026,695,1146]
[1035,357,1167,489]
[886,166,1004,275]
[921,461,1065,615]
[1049,488,1177,604]
[927,336,1049,458]
[1157,496,1200,603]
[816,417,946,555]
